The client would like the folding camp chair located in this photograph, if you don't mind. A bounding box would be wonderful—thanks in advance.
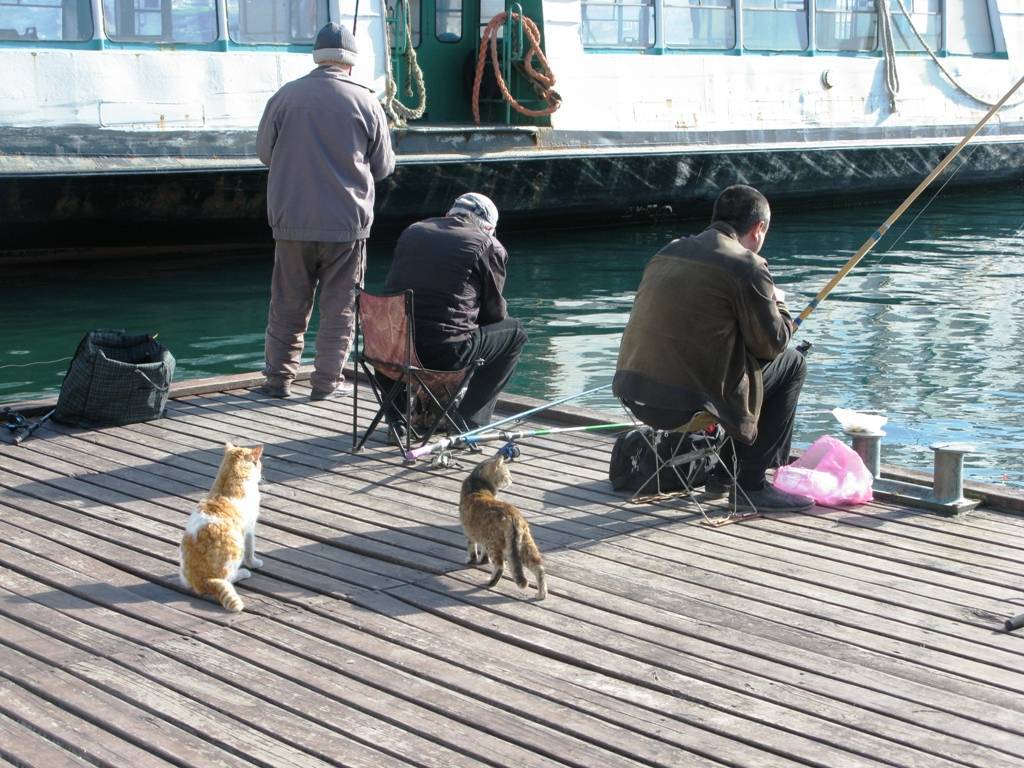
[620,404,758,526]
[351,289,481,456]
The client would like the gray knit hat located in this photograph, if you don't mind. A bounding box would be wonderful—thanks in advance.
[313,22,358,66]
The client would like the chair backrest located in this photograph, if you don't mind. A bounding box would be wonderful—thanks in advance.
[357,290,417,382]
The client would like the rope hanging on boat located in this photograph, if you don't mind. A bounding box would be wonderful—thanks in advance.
[382,0,426,125]
[889,0,1024,109]
[472,12,561,125]
[875,0,900,111]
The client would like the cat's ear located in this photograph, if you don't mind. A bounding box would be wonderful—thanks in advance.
[224,441,236,451]
[251,445,264,462]
[492,453,505,466]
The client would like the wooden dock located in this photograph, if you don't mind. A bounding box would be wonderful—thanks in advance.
[2,378,1023,767]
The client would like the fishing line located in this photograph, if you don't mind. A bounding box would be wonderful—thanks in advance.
[793,72,1024,330]
[0,356,72,370]
[810,142,981,322]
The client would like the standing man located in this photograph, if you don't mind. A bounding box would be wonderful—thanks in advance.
[384,193,527,431]
[256,22,395,400]
[614,185,812,513]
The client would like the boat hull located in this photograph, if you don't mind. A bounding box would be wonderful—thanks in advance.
[3,126,1023,252]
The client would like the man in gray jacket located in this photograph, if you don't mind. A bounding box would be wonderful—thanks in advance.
[256,22,395,400]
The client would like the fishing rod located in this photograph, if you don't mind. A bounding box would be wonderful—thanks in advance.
[793,72,1024,330]
[467,421,634,456]
[404,383,613,461]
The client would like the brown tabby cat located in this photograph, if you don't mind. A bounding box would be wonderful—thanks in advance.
[179,442,264,612]
[459,453,547,599]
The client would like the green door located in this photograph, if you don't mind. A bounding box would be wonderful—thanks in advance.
[386,0,551,125]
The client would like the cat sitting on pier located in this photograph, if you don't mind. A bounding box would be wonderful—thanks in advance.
[459,453,547,599]
[179,443,264,612]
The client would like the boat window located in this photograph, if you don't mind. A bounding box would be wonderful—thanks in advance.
[743,0,807,50]
[0,0,93,41]
[479,0,502,36]
[387,0,420,48]
[580,0,655,48]
[436,0,462,41]
[946,0,994,54]
[889,0,940,51]
[815,0,876,51]
[664,0,735,49]
[227,0,328,45]
[102,0,217,42]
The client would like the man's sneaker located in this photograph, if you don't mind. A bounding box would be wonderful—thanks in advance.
[731,484,814,513]
[703,474,734,499]
[310,381,354,401]
[258,382,291,398]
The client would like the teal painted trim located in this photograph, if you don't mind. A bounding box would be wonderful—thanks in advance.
[0,39,102,49]
[224,40,314,53]
[740,49,814,56]
[101,40,223,51]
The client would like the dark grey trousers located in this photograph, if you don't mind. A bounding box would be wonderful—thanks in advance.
[263,239,365,393]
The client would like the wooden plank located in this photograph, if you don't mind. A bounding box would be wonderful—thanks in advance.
[37,397,1024,671]
[376,582,912,768]
[0,672,178,768]
[0,711,97,768]
[0,597,416,768]
[0,515,688,767]
[37,409,1015,671]
[437,565,1024,765]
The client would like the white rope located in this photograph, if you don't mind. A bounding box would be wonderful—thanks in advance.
[876,0,900,111]
[382,0,426,125]
[889,0,1024,109]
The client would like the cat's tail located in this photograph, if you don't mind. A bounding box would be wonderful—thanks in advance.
[509,519,529,589]
[518,521,547,600]
[207,578,244,613]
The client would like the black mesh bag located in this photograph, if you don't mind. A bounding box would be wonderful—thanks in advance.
[609,425,722,493]
[53,330,176,427]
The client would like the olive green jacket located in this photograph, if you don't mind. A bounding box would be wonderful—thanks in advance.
[613,222,793,444]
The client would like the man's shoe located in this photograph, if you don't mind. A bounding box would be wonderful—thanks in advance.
[258,382,291,398]
[310,382,354,401]
[703,474,734,499]
[730,484,814,514]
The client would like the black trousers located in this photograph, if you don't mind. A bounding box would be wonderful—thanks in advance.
[378,317,527,430]
[626,346,806,490]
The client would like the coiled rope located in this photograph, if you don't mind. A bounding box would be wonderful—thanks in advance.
[472,12,561,125]
[883,0,1024,110]
[382,0,426,125]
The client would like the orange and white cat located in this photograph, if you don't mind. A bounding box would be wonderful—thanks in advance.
[179,442,264,612]
[460,453,547,599]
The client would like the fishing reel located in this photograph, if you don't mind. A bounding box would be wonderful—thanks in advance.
[430,450,462,470]
[498,442,521,462]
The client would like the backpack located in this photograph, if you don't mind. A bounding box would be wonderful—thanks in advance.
[609,425,723,494]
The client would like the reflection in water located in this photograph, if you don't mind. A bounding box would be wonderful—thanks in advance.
[1,187,1022,485]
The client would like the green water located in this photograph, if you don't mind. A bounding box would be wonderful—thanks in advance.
[3,186,1023,486]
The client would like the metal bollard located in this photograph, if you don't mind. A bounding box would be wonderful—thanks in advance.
[844,428,885,478]
[930,443,976,505]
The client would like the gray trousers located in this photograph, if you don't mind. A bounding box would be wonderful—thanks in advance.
[263,239,365,393]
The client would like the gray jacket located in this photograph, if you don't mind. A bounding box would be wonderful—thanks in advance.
[257,66,396,242]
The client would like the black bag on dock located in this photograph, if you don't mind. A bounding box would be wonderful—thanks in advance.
[53,330,175,428]
[609,426,720,493]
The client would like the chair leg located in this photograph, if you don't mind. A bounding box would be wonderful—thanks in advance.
[353,363,404,453]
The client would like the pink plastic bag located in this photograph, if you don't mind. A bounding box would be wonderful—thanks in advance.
[773,435,873,505]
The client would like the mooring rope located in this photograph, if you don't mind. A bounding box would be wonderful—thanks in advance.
[472,11,561,125]
[382,0,426,125]
[889,0,1024,110]
[876,0,901,111]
